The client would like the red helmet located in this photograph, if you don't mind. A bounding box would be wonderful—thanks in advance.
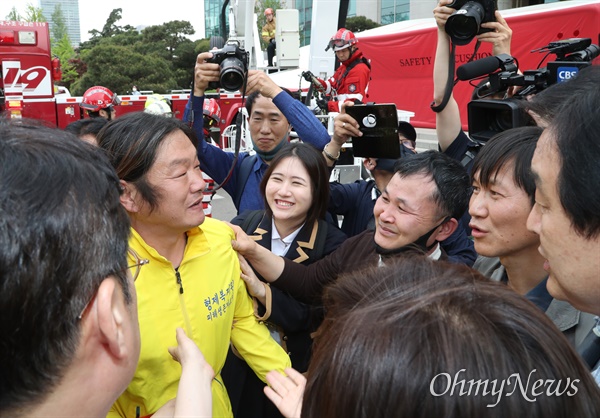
[326,28,358,52]
[264,8,273,16]
[203,98,221,126]
[80,86,120,112]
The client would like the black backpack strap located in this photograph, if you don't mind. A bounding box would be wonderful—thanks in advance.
[340,57,370,82]
[239,209,265,234]
[232,154,258,211]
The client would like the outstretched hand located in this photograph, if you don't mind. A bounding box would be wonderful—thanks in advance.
[168,328,214,379]
[264,368,306,418]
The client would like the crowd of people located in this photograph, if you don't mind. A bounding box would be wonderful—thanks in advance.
[1,3,600,418]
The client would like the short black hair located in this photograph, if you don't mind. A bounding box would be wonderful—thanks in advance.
[550,87,600,239]
[471,126,542,205]
[65,117,109,138]
[0,120,130,414]
[393,150,471,220]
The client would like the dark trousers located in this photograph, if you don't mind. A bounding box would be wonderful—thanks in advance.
[267,42,276,67]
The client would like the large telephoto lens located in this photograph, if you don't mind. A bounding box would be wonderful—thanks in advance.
[219,57,246,91]
[446,1,485,45]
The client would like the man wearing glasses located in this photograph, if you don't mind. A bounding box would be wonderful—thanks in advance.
[0,121,141,417]
[98,112,291,418]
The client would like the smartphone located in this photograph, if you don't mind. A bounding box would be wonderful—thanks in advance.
[345,104,400,159]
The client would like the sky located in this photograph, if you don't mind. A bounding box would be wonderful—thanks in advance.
[0,0,206,42]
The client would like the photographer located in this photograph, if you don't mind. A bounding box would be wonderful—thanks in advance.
[184,51,331,215]
[433,0,513,173]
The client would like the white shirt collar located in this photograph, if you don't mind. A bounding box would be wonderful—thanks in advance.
[271,219,303,257]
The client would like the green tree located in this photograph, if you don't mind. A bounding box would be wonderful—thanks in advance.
[72,43,178,96]
[84,8,138,48]
[345,16,381,33]
[143,21,195,60]
[6,6,21,21]
[24,4,46,22]
[53,33,78,90]
[50,4,69,48]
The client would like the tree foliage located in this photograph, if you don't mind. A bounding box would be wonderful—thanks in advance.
[51,4,69,49]
[25,4,46,22]
[345,16,381,33]
[6,6,21,21]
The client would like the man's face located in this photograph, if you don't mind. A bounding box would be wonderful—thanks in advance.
[135,130,206,234]
[527,130,600,315]
[266,12,273,22]
[335,48,351,62]
[469,163,539,258]
[373,173,445,250]
[248,95,291,153]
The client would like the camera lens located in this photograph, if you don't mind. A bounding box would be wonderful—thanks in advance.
[446,1,485,45]
[220,57,246,91]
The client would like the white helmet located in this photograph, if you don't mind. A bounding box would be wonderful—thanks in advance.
[144,100,173,117]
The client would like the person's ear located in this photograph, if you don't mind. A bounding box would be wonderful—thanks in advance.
[119,180,140,213]
[363,158,376,170]
[96,276,130,360]
[432,218,459,243]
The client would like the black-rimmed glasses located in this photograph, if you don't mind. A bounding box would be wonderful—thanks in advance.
[77,249,149,320]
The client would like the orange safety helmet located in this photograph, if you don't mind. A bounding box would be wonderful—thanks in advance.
[326,28,358,52]
[203,98,221,126]
[264,8,274,16]
[80,86,120,112]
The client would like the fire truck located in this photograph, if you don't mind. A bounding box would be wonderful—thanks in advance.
[0,20,248,135]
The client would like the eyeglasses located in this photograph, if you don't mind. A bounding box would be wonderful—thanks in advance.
[127,248,150,283]
[330,40,348,48]
[77,249,149,320]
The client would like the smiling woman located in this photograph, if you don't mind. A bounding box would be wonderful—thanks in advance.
[221,142,348,418]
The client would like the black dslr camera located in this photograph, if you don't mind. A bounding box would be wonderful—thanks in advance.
[445,0,497,46]
[207,41,249,92]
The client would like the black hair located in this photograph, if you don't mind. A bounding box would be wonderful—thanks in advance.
[393,150,471,220]
[260,142,330,228]
[471,126,542,205]
[0,120,130,413]
[245,88,295,116]
[65,117,109,139]
[550,87,600,239]
[305,256,600,418]
[97,111,198,212]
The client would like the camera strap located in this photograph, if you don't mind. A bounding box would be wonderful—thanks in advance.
[431,41,481,113]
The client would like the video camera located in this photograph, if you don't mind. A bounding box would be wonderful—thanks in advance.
[445,0,497,46]
[207,41,249,92]
[460,38,599,142]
